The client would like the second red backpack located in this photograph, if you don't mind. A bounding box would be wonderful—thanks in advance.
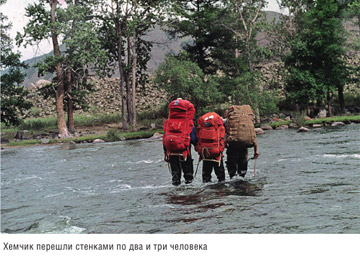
[195,112,225,163]
[163,98,195,159]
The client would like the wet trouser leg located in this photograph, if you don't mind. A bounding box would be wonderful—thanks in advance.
[169,156,182,186]
[214,157,225,182]
[226,147,238,179]
[202,160,213,183]
[181,154,194,184]
[237,147,248,177]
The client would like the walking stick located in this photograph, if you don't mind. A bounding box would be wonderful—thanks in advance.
[194,159,200,178]
[167,161,171,175]
[254,158,257,177]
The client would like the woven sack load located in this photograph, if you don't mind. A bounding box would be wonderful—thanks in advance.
[224,105,256,148]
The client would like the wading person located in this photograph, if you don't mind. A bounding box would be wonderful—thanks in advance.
[163,98,197,186]
[195,112,226,183]
[224,105,259,179]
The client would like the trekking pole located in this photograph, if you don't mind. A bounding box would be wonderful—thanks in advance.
[165,155,171,175]
[254,158,257,177]
[194,159,200,178]
[167,161,171,175]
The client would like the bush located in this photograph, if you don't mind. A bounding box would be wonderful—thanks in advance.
[138,103,168,121]
[292,111,306,127]
[19,117,57,130]
[258,92,280,116]
[106,130,121,142]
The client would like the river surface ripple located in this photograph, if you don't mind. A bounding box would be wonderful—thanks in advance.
[1,124,359,234]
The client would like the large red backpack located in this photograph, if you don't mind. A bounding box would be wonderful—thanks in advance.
[195,112,225,163]
[163,98,195,159]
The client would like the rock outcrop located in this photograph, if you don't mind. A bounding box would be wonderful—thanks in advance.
[24,77,168,118]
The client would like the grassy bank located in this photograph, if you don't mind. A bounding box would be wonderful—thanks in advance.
[3,129,162,147]
[2,113,359,148]
[15,113,123,131]
[266,115,360,129]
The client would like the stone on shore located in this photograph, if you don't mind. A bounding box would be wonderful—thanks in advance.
[151,132,162,139]
[288,123,298,129]
[93,139,105,143]
[41,138,50,144]
[255,128,265,135]
[260,124,273,130]
[313,124,323,128]
[276,125,289,130]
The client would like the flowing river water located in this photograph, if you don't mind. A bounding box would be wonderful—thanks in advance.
[1,124,359,234]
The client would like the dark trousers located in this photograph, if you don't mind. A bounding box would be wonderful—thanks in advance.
[226,146,248,178]
[169,154,194,186]
[202,158,225,183]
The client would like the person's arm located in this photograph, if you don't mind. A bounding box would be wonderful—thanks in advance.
[163,145,169,162]
[190,125,198,146]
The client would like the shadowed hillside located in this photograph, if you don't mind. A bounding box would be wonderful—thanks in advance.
[20,11,282,86]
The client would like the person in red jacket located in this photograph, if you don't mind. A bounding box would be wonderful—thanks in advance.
[164,126,197,186]
[195,112,225,183]
[163,98,196,186]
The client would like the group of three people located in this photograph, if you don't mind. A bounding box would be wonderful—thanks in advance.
[163,98,259,186]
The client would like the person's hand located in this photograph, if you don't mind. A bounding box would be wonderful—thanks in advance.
[164,155,169,162]
[254,151,260,159]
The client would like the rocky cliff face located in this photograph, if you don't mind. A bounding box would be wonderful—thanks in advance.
[24,77,168,118]
[24,54,359,119]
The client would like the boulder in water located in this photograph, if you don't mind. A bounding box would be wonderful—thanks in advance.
[331,122,345,126]
[297,127,310,133]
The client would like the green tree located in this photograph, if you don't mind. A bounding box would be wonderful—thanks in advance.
[220,0,268,123]
[1,0,32,126]
[154,54,223,113]
[98,0,165,130]
[168,0,233,75]
[165,1,273,119]
[17,0,106,137]
[284,0,349,115]
[59,0,107,133]
[348,0,360,51]
[17,0,71,137]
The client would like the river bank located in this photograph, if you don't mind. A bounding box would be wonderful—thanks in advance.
[1,114,360,149]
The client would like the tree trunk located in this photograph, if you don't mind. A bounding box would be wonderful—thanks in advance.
[66,64,75,133]
[338,85,345,113]
[127,36,133,128]
[115,0,128,130]
[327,88,332,117]
[50,0,71,138]
[131,34,137,131]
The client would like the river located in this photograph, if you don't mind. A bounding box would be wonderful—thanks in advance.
[1,123,359,234]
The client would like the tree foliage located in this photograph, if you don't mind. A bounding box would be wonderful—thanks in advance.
[97,0,166,130]
[284,0,349,113]
[155,54,223,113]
[1,2,32,126]
[16,0,107,136]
